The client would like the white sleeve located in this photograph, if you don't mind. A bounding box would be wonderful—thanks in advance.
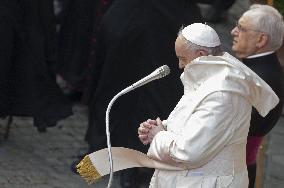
[147,91,242,168]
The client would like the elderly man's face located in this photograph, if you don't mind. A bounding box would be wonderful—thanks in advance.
[231,15,262,58]
[175,36,200,69]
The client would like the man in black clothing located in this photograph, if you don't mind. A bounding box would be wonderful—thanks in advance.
[231,4,284,188]
[0,0,72,132]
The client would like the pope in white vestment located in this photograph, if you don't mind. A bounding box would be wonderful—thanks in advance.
[76,23,279,188]
[138,23,279,188]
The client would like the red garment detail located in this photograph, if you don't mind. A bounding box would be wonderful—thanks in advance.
[246,136,263,165]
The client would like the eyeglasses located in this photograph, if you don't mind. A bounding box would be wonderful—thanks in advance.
[235,22,263,33]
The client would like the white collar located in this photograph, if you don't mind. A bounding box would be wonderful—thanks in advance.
[246,51,274,59]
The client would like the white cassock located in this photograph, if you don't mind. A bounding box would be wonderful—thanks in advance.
[76,52,278,188]
[147,52,279,188]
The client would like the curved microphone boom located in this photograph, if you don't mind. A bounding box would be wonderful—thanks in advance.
[120,65,170,94]
[105,65,170,188]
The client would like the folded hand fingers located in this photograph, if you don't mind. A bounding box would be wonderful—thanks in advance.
[138,134,150,145]
[141,121,152,129]
[138,126,149,134]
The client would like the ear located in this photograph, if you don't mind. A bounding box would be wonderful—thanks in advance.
[198,50,208,56]
[256,33,269,48]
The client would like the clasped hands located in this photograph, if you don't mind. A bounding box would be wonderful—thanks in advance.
[138,117,164,145]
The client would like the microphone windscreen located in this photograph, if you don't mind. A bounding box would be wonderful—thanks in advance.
[160,65,170,78]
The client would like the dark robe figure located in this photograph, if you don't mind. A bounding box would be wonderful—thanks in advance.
[243,53,283,188]
[197,0,236,22]
[56,0,114,101]
[84,0,203,186]
[0,0,73,131]
[56,0,95,93]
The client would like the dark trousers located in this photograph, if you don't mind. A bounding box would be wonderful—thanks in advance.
[248,163,257,188]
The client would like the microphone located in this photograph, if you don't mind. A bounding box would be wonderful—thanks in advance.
[121,65,171,94]
[104,65,170,188]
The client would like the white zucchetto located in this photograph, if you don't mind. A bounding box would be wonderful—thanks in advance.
[181,23,221,47]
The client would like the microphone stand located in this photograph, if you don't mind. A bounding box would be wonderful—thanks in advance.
[105,65,170,187]
[105,88,130,188]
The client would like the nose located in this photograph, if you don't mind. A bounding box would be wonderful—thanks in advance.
[231,26,238,36]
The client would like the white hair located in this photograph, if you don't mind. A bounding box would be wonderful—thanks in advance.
[243,4,284,51]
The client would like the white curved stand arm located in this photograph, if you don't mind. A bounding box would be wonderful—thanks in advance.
[105,87,132,188]
[105,65,170,187]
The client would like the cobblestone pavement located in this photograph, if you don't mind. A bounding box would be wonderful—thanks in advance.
[0,105,122,188]
[1,1,284,188]
[263,112,284,188]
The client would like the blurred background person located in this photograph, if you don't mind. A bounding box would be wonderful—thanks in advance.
[55,0,114,102]
[0,0,72,132]
[197,0,236,22]
[231,4,284,188]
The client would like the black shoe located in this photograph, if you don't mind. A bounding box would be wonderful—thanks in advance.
[34,116,58,133]
[37,125,47,133]
[71,159,80,174]
[71,153,89,174]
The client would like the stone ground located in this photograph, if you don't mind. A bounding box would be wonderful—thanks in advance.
[1,0,284,188]
[263,116,284,188]
[0,105,122,188]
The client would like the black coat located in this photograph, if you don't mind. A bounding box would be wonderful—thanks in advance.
[243,53,283,136]
[0,0,72,129]
[57,0,97,89]
[85,0,203,152]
